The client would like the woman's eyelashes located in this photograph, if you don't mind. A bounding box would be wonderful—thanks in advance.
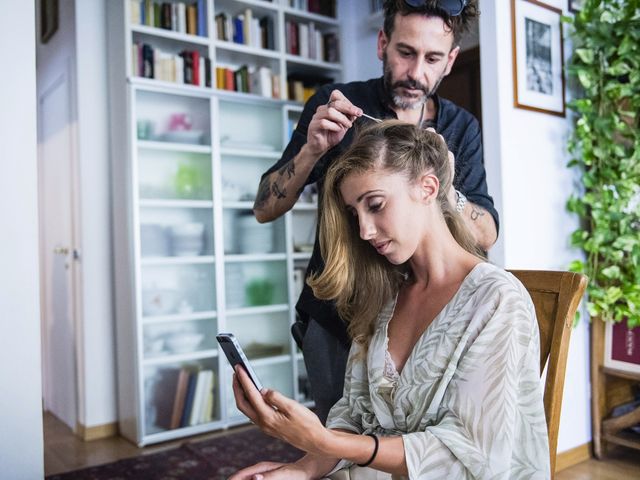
[367,199,384,213]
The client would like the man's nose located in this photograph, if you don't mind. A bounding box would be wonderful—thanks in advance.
[408,58,426,83]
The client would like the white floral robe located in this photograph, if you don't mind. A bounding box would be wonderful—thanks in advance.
[325,263,550,479]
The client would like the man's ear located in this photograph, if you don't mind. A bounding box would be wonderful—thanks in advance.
[419,173,440,204]
[377,30,389,61]
[444,45,460,76]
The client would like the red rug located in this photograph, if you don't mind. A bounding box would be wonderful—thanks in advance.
[46,428,304,479]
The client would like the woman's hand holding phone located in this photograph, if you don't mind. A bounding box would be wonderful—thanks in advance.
[233,366,329,457]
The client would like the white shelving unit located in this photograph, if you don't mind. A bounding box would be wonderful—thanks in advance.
[108,0,336,446]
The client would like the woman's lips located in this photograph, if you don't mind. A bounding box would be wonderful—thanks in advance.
[373,241,390,254]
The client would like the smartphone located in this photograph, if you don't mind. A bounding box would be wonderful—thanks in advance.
[216,333,264,391]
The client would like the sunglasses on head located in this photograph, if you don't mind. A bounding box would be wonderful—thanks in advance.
[403,0,468,17]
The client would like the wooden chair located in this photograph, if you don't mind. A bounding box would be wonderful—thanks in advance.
[509,270,588,477]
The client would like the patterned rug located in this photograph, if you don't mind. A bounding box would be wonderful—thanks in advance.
[46,428,304,480]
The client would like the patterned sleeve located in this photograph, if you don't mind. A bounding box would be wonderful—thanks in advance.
[325,341,369,434]
[402,283,550,479]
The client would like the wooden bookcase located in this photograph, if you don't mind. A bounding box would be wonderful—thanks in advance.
[108,0,341,446]
[591,318,640,458]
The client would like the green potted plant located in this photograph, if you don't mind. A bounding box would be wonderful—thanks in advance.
[565,0,640,332]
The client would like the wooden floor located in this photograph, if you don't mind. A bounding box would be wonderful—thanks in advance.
[44,412,640,478]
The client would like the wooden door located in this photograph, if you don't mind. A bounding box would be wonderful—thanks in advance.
[438,47,482,128]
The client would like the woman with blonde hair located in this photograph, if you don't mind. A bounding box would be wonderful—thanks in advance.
[230,121,550,479]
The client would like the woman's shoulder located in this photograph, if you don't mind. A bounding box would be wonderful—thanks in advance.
[463,263,534,310]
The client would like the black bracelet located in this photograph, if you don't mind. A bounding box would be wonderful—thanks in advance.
[356,433,379,467]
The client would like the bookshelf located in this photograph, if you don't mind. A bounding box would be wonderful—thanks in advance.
[591,318,640,458]
[108,0,339,446]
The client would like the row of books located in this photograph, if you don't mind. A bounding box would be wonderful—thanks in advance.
[130,0,207,37]
[287,73,333,103]
[285,21,339,63]
[216,65,281,99]
[153,367,216,430]
[289,0,337,18]
[132,42,212,87]
[214,10,276,50]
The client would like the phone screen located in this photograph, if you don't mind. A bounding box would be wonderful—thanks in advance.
[216,333,264,391]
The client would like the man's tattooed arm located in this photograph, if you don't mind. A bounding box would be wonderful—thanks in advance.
[253,158,303,217]
[462,203,497,251]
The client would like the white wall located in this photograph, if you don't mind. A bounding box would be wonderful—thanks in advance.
[344,0,591,453]
[74,0,117,429]
[479,0,590,452]
[36,0,117,429]
[0,1,45,478]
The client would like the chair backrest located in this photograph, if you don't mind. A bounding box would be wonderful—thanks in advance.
[508,270,588,478]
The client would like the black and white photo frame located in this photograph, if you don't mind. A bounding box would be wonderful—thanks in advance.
[511,0,565,117]
[568,0,583,13]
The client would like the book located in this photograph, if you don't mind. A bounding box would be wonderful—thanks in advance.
[142,43,154,78]
[169,368,191,429]
[180,369,199,427]
[178,3,186,33]
[199,55,205,87]
[181,50,193,84]
[224,68,235,91]
[160,2,172,30]
[192,50,200,86]
[197,0,206,36]
[259,16,275,50]
[204,57,212,87]
[152,368,181,430]
[186,4,197,35]
[130,0,141,25]
[215,12,227,41]
[243,8,253,46]
[189,369,209,425]
[233,15,244,44]
[200,370,215,423]
[216,67,226,89]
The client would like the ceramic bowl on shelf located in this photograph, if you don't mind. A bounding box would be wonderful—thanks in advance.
[140,224,170,257]
[144,337,165,355]
[169,222,205,256]
[166,332,204,353]
[162,130,204,144]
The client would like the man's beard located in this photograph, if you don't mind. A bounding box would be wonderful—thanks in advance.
[382,51,445,110]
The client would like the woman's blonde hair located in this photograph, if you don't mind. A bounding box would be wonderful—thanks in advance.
[308,120,484,347]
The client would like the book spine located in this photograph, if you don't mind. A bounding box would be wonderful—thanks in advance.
[192,50,200,85]
[197,0,206,36]
[180,370,198,427]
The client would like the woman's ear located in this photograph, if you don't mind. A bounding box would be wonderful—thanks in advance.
[419,173,440,204]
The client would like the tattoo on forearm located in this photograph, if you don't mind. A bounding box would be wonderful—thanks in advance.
[254,178,272,210]
[470,206,486,222]
[278,159,296,179]
[271,182,287,199]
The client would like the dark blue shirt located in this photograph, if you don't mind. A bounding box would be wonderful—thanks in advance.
[262,77,499,344]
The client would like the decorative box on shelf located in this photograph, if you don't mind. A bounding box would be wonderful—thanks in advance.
[604,318,640,374]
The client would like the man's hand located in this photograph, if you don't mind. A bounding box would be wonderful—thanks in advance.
[305,89,363,157]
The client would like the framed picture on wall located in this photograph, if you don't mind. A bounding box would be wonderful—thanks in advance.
[511,0,565,117]
[568,0,583,13]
